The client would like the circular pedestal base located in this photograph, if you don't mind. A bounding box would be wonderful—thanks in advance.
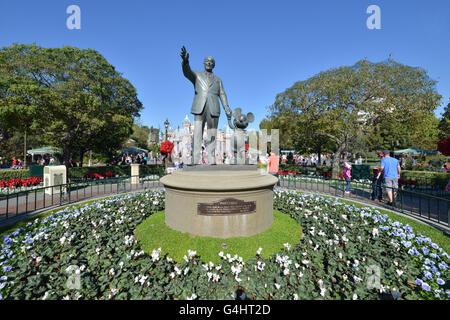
[160,167,278,238]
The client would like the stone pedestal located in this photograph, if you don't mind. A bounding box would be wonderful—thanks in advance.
[160,165,278,238]
[131,164,140,184]
[44,165,66,195]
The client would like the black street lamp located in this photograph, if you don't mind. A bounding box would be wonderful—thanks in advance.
[164,118,170,141]
[164,119,170,169]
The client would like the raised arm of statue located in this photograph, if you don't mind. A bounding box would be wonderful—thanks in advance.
[181,46,195,85]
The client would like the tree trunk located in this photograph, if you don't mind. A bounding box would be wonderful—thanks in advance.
[317,144,322,167]
[23,129,27,169]
[331,143,346,179]
[79,150,84,167]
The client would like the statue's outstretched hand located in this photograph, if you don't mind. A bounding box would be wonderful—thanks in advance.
[181,46,189,63]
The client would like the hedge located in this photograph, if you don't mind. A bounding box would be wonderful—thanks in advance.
[68,164,164,179]
[0,165,165,181]
[400,170,450,190]
[0,169,30,181]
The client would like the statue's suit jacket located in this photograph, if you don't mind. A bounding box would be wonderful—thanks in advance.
[182,61,231,117]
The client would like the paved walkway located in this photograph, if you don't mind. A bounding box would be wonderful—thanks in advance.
[0,180,163,228]
[1,176,449,234]
[278,179,450,232]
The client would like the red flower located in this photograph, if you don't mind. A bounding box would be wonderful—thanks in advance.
[437,138,450,156]
[160,141,174,155]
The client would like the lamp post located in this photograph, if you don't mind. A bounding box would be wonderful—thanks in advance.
[164,119,170,169]
[164,118,170,141]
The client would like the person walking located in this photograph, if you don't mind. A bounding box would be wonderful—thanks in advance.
[371,152,384,202]
[379,150,401,206]
[343,162,352,194]
[268,152,280,186]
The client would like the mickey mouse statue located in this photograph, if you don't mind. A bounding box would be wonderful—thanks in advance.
[228,108,254,164]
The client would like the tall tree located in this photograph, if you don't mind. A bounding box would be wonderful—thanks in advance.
[0,44,50,167]
[268,59,442,178]
[0,43,143,168]
[438,102,450,139]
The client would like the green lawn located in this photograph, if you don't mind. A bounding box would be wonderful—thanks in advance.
[135,210,303,264]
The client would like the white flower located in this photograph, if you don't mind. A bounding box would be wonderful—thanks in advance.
[274,283,281,290]
[218,251,224,257]
[151,248,161,262]
[184,267,190,275]
[372,228,379,237]
[353,293,358,300]
[338,252,343,259]
[396,269,404,277]
[320,287,326,297]
[109,268,115,276]
[283,268,290,276]
[187,249,197,258]
[187,293,197,300]
[174,266,182,275]
[257,247,263,255]
[302,259,310,265]
[293,293,299,300]
[59,236,66,245]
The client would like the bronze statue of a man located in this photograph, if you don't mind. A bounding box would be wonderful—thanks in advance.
[180,46,232,165]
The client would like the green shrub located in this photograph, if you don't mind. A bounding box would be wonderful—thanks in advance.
[67,164,164,179]
[68,165,131,179]
[0,169,30,181]
[427,158,445,172]
[401,170,450,189]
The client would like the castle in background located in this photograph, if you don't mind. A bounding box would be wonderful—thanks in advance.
[149,114,272,165]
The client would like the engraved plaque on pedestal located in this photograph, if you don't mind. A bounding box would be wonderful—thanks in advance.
[197,198,256,216]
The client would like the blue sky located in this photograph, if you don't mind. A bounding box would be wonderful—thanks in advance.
[1,0,449,132]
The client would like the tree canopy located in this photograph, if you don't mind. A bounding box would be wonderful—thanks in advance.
[265,58,442,177]
[0,43,143,167]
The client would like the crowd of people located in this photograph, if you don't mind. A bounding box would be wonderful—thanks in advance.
[0,156,25,169]
[110,152,149,165]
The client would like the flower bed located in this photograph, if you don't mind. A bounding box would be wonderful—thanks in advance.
[0,190,448,300]
[0,176,43,195]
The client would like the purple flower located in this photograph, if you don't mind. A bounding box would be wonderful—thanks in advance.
[3,237,12,245]
[421,247,429,255]
[431,243,439,250]
[438,262,448,270]
[415,279,423,286]
[3,266,12,272]
[424,271,433,280]
[437,278,445,285]
[421,282,431,291]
